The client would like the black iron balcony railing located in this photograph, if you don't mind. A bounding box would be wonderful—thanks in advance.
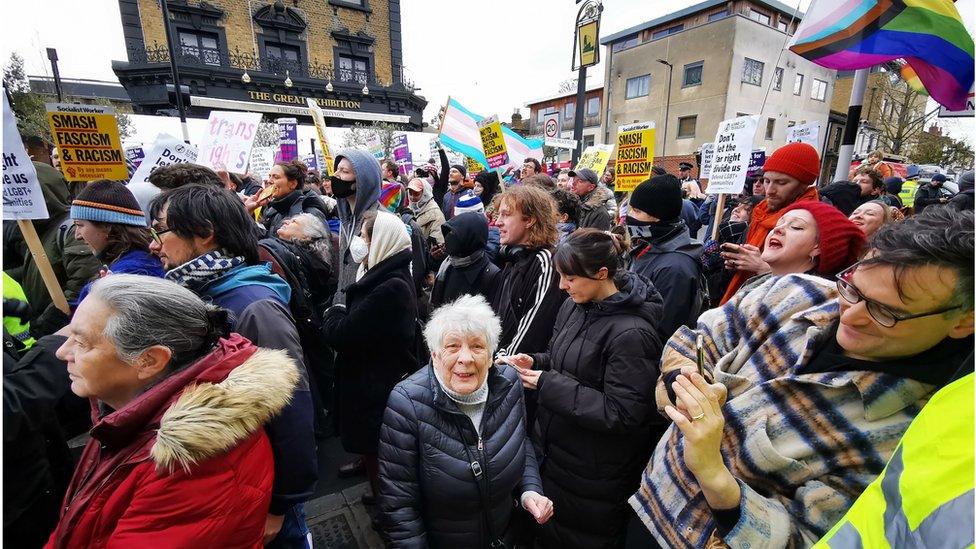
[131,43,408,90]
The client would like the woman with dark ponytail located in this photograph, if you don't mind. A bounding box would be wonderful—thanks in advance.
[497,229,667,548]
[248,159,331,236]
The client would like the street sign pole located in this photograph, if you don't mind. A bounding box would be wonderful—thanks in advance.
[571,1,603,166]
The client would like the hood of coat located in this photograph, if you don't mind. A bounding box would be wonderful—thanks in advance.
[36,161,70,219]
[442,211,489,257]
[334,148,382,223]
[202,263,292,305]
[644,225,704,258]
[581,184,614,211]
[590,271,664,324]
[90,334,298,473]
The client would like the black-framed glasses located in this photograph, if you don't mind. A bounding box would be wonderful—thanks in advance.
[149,227,172,245]
[835,263,963,328]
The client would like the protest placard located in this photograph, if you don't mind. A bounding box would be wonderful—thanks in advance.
[249,147,276,183]
[128,134,198,187]
[478,115,510,170]
[706,115,759,195]
[574,144,615,178]
[466,157,484,177]
[747,149,766,177]
[392,133,413,175]
[277,118,298,162]
[125,146,145,169]
[614,122,655,192]
[367,134,384,160]
[46,103,127,182]
[304,154,318,172]
[785,122,820,148]
[306,98,335,176]
[196,111,262,172]
[699,143,715,179]
[4,93,48,220]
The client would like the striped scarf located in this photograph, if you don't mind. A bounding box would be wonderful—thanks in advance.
[165,250,245,290]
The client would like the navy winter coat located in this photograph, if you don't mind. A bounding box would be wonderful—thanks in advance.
[378,364,543,548]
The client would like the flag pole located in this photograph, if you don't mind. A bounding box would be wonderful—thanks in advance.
[833,68,870,181]
[436,95,451,138]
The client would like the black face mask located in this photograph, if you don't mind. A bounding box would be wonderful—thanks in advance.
[625,215,654,227]
[330,176,356,198]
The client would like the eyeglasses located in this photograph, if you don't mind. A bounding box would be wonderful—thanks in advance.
[149,227,172,245]
[835,263,963,328]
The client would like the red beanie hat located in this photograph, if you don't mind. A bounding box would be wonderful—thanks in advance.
[763,142,821,185]
[781,201,866,277]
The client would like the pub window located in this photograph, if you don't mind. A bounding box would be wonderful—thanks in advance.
[178,30,220,66]
[677,115,697,138]
[266,42,300,63]
[337,54,369,83]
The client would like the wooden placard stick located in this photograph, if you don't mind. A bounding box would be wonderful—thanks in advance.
[710,194,727,242]
[17,219,70,314]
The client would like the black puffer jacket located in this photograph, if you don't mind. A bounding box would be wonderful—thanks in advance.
[378,364,543,548]
[322,249,418,454]
[431,212,501,310]
[529,272,665,548]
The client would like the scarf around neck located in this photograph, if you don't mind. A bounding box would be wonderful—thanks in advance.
[165,250,245,290]
[629,219,686,246]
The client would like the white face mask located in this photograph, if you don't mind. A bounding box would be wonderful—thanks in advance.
[349,235,369,264]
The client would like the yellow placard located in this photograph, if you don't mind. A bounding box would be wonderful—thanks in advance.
[578,21,599,68]
[614,122,655,192]
[467,157,484,175]
[575,144,615,176]
[47,104,127,182]
[306,98,335,177]
[477,115,510,170]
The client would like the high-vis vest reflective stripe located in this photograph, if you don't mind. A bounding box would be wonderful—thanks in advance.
[899,180,919,208]
[815,373,975,549]
[2,272,36,350]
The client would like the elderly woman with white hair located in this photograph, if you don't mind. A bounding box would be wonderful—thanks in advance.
[45,275,299,547]
[378,294,554,547]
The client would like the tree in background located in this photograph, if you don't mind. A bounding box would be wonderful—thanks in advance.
[914,129,975,169]
[3,53,134,141]
[341,122,400,157]
[870,63,937,157]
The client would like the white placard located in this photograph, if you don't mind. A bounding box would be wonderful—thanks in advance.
[195,111,262,172]
[545,137,579,150]
[785,121,821,147]
[126,134,199,215]
[700,143,715,179]
[249,147,276,183]
[707,115,759,195]
[3,93,49,220]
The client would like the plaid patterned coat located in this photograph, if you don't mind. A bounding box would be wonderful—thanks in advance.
[630,274,934,549]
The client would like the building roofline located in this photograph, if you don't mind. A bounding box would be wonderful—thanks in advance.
[601,0,803,44]
[525,82,604,108]
[28,75,125,87]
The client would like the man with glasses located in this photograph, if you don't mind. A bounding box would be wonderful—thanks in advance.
[628,206,974,549]
[148,185,318,549]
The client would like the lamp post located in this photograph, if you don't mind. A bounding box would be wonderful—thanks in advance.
[570,1,603,166]
[656,58,673,157]
[159,0,190,143]
[46,48,63,102]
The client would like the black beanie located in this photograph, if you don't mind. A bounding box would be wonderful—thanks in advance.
[451,164,467,179]
[629,174,682,221]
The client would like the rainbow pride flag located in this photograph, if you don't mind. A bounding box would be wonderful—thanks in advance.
[789,0,973,110]
[899,62,928,96]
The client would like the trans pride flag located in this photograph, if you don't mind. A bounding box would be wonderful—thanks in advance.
[789,0,973,110]
[439,98,544,170]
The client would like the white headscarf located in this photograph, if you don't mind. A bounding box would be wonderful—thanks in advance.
[356,209,411,281]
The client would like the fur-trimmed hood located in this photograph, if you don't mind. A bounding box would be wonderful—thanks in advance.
[88,334,298,474]
[582,184,614,211]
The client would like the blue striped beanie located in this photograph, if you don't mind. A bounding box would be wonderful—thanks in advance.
[70,180,147,227]
[454,190,484,216]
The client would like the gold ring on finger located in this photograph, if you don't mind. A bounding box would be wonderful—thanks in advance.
[691,412,706,421]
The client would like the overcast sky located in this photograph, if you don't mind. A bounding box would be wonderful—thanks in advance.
[2,0,972,149]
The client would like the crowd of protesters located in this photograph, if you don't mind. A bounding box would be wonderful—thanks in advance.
[3,130,974,549]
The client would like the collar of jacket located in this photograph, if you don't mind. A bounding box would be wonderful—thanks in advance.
[89,334,299,472]
[268,190,303,213]
[427,363,513,416]
[783,299,935,422]
[349,248,412,290]
[581,185,611,210]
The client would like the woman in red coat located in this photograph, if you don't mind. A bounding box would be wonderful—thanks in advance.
[44,274,299,548]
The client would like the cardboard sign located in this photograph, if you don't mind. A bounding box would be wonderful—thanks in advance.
[747,149,766,177]
[614,122,655,193]
[196,111,262,172]
[277,117,298,162]
[707,115,759,194]
[124,146,146,169]
[306,98,335,176]
[700,143,715,179]
[46,103,127,182]
[127,134,199,188]
[478,115,510,170]
[785,122,820,147]
[575,144,615,176]
[392,133,413,176]
[249,147,276,183]
[3,93,49,220]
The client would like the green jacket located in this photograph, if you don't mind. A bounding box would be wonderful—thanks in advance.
[4,163,100,332]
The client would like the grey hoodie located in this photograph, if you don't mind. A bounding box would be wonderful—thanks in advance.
[334,148,383,305]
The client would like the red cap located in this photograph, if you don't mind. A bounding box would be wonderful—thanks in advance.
[763,142,821,185]
[780,201,866,277]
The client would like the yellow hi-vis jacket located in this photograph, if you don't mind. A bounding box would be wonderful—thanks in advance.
[815,372,974,549]
[2,271,36,350]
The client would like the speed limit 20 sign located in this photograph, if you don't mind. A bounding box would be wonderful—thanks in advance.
[542,112,561,139]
